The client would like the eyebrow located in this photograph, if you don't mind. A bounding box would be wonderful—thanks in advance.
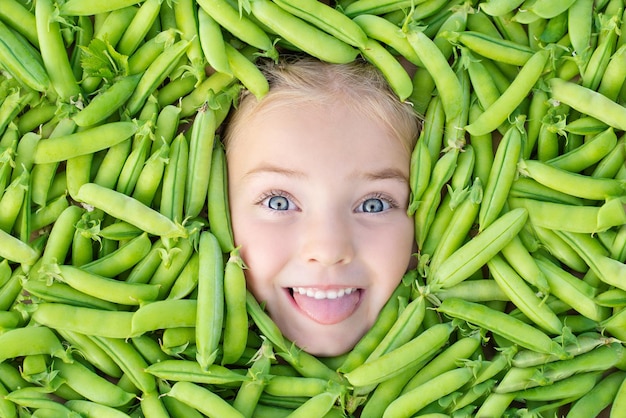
[244,164,408,183]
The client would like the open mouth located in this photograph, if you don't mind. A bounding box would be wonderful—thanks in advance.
[287,287,363,325]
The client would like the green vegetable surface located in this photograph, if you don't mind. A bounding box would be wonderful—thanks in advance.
[0,0,626,417]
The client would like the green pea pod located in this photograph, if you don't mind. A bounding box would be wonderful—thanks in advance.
[406,29,463,121]
[518,158,626,200]
[126,39,190,116]
[535,257,606,322]
[160,133,188,224]
[131,299,197,336]
[549,77,626,132]
[444,30,535,66]
[197,0,274,52]
[34,122,137,164]
[384,367,474,418]
[35,0,81,102]
[353,14,422,66]
[274,0,368,48]
[465,49,549,136]
[344,322,454,387]
[510,196,626,233]
[168,381,246,418]
[250,0,358,64]
[75,182,188,240]
[437,297,567,357]
[0,326,71,363]
[343,0,418,17]
[198,7,231,75]
[359,37,413,101]
[430,207,528,290]
[185,103,216,219]
[55,360,135,407]
[222,249,249,365]
[479,123,522,230]
[0,20,49,92]
[196,231,224,371]
[488,254,563,335]
[223,43,269,101]
[91,335,157,394]
[207,141,235,253]
[72,73,142,127]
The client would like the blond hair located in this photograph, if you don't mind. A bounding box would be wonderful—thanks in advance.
[222,56,421,156]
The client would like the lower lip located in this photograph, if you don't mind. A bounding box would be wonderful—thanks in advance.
[287,288,362,325]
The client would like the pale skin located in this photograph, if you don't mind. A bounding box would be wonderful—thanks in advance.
[227,98,415,356]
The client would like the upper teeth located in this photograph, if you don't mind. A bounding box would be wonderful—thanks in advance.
[292,287,357,300]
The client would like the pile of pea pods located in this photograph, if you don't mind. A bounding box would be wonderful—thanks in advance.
[1,0,626,416]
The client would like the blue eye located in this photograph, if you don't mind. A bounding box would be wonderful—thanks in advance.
[360,198,389,213]
[267,195,291,211]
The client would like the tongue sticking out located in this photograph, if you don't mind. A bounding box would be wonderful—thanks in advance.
[292,290,360,325]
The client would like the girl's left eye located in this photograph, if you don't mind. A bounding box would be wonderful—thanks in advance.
[358,197,392,213]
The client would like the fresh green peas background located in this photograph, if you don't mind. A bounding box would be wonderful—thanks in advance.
[0,0,626,416]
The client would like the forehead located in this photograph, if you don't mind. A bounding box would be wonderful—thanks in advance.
[227,100,410,178]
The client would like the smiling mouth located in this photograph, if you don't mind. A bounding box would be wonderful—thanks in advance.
[287,287,362,325]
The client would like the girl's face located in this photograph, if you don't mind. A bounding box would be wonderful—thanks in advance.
[227,99,415,356]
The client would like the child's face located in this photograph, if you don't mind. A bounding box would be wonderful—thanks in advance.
[227,98,415,356]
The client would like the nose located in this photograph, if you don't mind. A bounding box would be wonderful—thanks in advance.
[300,211,355,266]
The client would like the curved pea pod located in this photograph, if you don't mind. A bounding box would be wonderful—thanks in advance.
[185,103,216,219]
[0,227,39,265]
[465,49,550,136]
[343,0,417,17]
[76,182,187,240]
[222,249,249,366]
[207,141,235,253]
[406,28,463,121]
[429,207,528,290]
[554,230,626,292]
[250,0,358,64]
[344,322,455,388]
[479,123,522,231]
[518,158,626,200]
[72,73,142,127]
[511,196,626,234]
[359,37,413,101]
[0,20,49,92]
[65,400,134,418]
[32,303,134,338]
[437,297,568,358]
[546,127,618,173]
[353,14,422,66]
[196,231,224,371]
[488,254,563,335]
[47,263,160,305]
[0,326,71,363]
[125,39,190,116]
[54,360,135,407]
[383,367,474,418]
[223,43,269,101]
[34,122,138,164]
[60,0,148,15]
[130,299,197,336]
[168,381,246,418]
[549,77,626,132]
[479,0,526,16]
[91,335,156,394]
[80,232,152,277]
[145,360,249,385]
[567,370,626,418]
[286,389,342,418]
[514,370,603,402]
[273,0,368,48]
[443,30,535,66]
